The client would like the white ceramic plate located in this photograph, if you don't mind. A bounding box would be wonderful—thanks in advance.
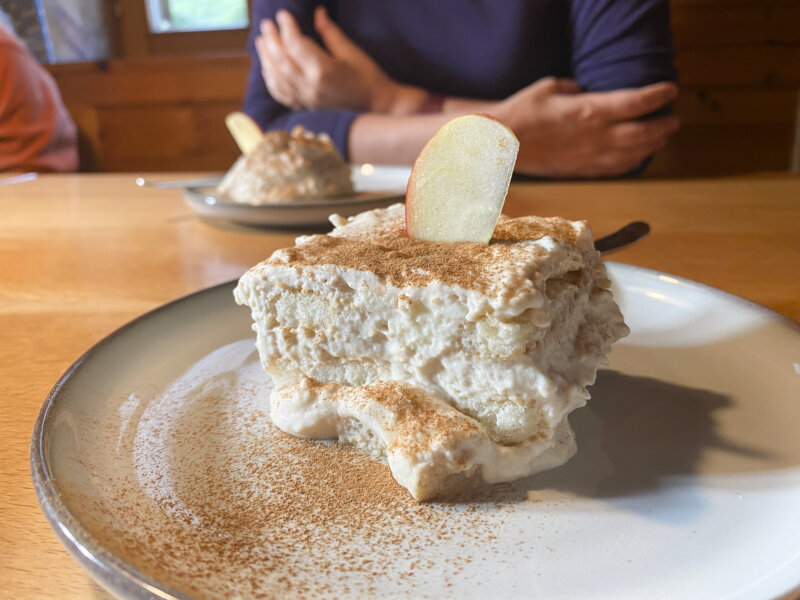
[183,164,410,227]
[31,263,800,600]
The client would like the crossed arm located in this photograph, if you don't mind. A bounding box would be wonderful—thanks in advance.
[248,4,679,178]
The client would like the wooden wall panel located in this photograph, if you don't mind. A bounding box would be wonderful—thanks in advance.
[676,89,799,124]
[49,56,247,171]
[674,46,800,88]
[647,123,795,177]
[47,1,799,177]
[52,56,249,104]
[647,0,799,177]
[671,0,800,47]
[92,103,241,171]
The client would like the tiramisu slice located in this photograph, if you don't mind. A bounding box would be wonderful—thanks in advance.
[234,115,628,500]
[235,203,627,499]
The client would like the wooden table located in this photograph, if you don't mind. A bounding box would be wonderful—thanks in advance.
[1,173,798,598]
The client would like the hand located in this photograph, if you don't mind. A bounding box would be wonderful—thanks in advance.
[492,78,680,177]
[255,7,427,114]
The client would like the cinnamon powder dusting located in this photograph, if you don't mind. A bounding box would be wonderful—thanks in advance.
[60,343,535,599]
[303,378,482,456]
[266,209,585,293]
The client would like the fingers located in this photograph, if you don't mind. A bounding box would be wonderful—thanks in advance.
[608,115,681,149]
[256,20,303,109]
[276,9,328,65]
[314,6,363,61]
[524,76,581,101]
[593,137,671,176]
[578,117,678,177]
[256,11,333,110]
[261,20,304,82]
[590,82,679,122]
[256,38,300,109]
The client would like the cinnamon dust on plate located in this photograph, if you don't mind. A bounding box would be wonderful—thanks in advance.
[61,341,532,599]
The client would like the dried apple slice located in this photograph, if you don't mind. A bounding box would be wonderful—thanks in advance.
[224,111,264,156]
[405,114,519,244]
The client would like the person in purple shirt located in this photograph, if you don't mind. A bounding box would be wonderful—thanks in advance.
[244,0,679,178]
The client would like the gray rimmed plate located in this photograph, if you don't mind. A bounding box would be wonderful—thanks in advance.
[31,264,800,599]
[183,164,410,227]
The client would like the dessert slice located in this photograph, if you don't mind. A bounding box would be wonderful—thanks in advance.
[234,204,628,500]
[235,114,627,500]
[218,125,354,205]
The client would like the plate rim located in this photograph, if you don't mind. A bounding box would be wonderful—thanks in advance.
[181,164,411,227]
[610,262,800,332]
[29,264,800,598]
[30,282,234,600]
[184,182,405,211]
[182,187,405,228]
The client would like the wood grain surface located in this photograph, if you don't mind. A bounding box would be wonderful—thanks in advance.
[1,173,798,599]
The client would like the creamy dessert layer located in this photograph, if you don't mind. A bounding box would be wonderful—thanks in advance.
[234,204,628,500]
[218,126,353,205]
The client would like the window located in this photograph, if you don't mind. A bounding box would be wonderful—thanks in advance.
[145,0,248,34]
[108,0,251,57]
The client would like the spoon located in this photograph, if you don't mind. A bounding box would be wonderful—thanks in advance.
[135,176,222,189]
[594,221,650,255]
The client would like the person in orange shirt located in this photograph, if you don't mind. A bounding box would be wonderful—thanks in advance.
[0,17,78,172]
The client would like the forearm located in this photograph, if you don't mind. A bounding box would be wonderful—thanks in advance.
[347,97,501,164]
[441,97,497,114]
[347,113,456,165]
[375,81,499,117]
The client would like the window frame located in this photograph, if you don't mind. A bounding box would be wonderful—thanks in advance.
[109,0,252,58]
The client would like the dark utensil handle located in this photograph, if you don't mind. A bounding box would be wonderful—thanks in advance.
[594,221,651,255]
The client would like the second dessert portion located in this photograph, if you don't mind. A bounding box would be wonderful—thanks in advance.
[235,203,628,500]
[218,125,354,205]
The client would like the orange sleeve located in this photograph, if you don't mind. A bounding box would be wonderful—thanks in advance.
[0,33,78,172]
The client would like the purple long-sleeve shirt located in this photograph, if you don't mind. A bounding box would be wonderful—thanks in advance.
[243,0,676,160]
